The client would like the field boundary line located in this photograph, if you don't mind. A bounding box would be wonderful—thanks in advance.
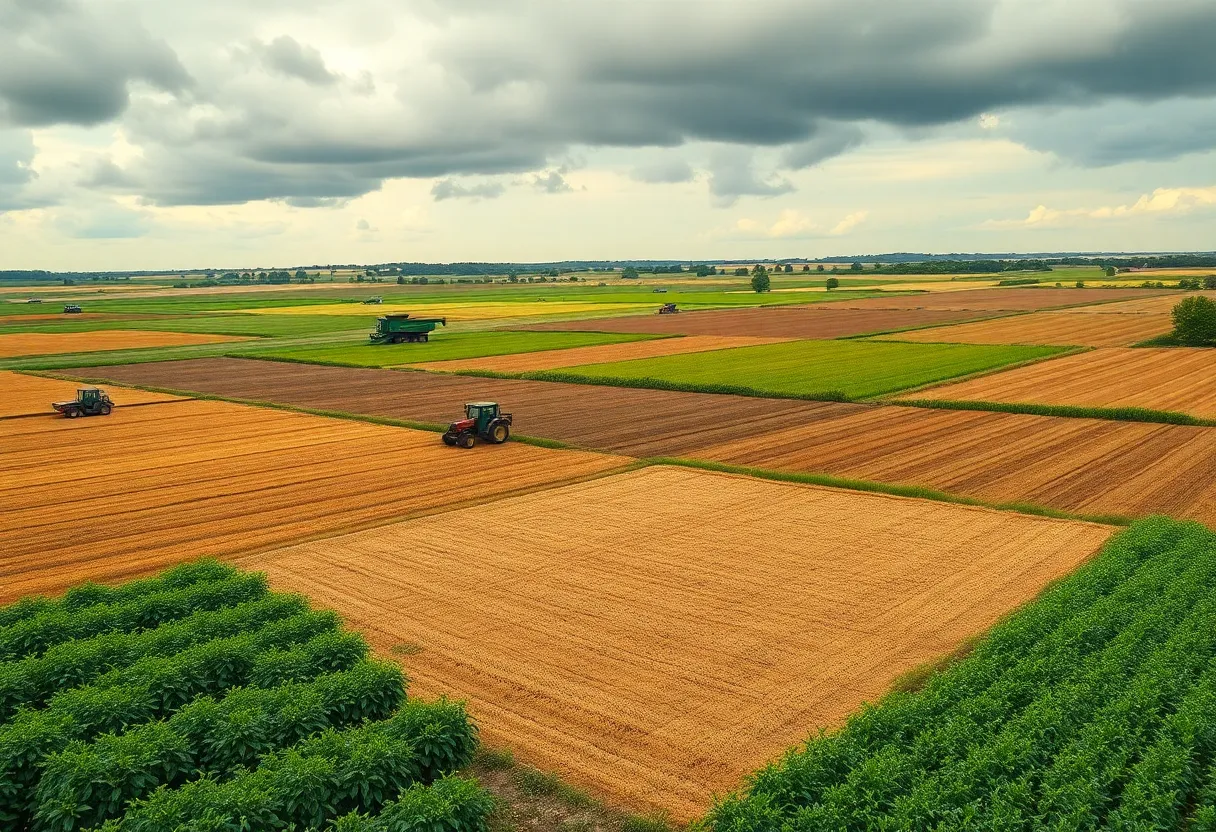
[645,457,1133,526]
[891,397,1216,427]
[23,369,590,452]
[835,309,1033,340]
[0,397,193,422]
[868,344,1087,401]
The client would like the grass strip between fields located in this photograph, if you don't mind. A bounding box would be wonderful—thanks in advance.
[646,457,1133,527]
[893,397,1216,427]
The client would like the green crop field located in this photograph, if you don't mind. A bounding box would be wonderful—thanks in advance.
[243,329,661,368]
[0,560,491,832]
[529,339,1068,400]
[0,314,373,338]
[707,517,1216,832]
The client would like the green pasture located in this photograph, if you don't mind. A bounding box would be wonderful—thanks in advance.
[241,330,661,368]
[530,339,1069,400]
[0,314,372,338]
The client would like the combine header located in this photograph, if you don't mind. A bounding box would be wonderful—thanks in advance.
[368,313,447,344]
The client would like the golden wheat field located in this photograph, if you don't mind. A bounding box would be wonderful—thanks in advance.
[242,466,1113,820]
[0,371,187,418]
[0,399,626,602]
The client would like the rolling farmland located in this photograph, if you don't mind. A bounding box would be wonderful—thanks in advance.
[0,371,186,418]
[0,330,250,359]
[877,309,1173,347]
[706,518,1216,832]
[64,357,865,456]
[536,339,1066,399]
[913,347,1216,419]
[238,300,652,319]
[0,399,624,602]
[695,404,1216,524]
[828,286,1175,312]
[0,561,490,832]
[243,466,1112,821]
[523,305,1001,338]
[407,335,794,373]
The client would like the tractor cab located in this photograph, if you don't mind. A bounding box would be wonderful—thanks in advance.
[442,401,513,448]
[52,387,114,418]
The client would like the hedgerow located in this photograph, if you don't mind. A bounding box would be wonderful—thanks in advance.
[0,562,490,832]
[98,701,480,832]
[0,594,309,720]
[705,517,1216,831]
[0,572,268,662]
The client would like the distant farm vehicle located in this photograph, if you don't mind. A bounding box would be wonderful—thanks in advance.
[53,388,113,418]
[442,402,512,448]
[658,303,679,314]
[26,298,42,304]
[63,305,82,314]
[653,288,668,293]
[368,313,447,344]
[362,297,383,304]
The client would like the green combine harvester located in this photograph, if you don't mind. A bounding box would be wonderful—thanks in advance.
[368,313,447,344]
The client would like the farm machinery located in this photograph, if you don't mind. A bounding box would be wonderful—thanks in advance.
[63,304,82,314]
[368,313,447,344]
[658,303,679,314]
[52,388,113,418]
[442,402,512,448]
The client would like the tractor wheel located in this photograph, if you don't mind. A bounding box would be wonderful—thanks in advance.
[65,408,80,419]
[442,433,457,446]
[488,422,510,444]
[100,404,112,416]
[457,432,475,449]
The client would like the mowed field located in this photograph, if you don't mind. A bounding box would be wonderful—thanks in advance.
[523,305,1000,337]
[238,300,652,320]
[876,309,1173,347]
[913,347,1216,418]
[827,286,1174,312]
[0,330,250,358]
[407,335,794,373]
[66,357,865,456]
[695,405,1216,524]
[242,466,1113,820]
[0,399,625,602]
[0,370,186,418]
[1064,289,1216,315]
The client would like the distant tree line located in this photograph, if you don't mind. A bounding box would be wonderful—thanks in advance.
[871,259,1055,275]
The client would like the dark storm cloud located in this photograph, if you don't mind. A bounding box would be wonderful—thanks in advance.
[24,0,1216,206]
[0,0,189,127]
[0,129,41,211]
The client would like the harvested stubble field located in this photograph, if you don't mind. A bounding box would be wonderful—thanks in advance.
[0,330,249,359]
[243,466,1113,821]
[238,300,651,320]
[913,347,1216,419]
[824,286,1174,312]
[1059,289,1216,315]
[0,399,623,602]
[522,305,1000,338]
[71,357,864,456]
[406,335,794,373]
[696,405,1216,524]
[0,370,186,418]
[876,309,1173,347]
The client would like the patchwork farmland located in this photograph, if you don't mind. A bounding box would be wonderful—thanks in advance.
[827,286,1175,311]
[0,330,250,359]
[240,466,1113,820]
[912,347,1216,419]
[878,308,1174,347]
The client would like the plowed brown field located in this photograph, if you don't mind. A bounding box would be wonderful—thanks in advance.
[696,405,1216,524]
[406,335,794,373]
[824,287,1174,312]
[0,330,249,358]
[876,309,1172,347]
[70,357,865,456]
[243,466,1112,820]
[0,400,625,602]
[1060,290,1216,315]
[0,371,186,418]
[912,347,1216,418]
[521,306,1000,337]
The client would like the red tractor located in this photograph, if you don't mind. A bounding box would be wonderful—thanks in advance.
[442,402,512,448]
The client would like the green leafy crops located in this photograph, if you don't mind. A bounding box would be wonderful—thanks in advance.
[705,517,1216,831]
[243,330,659,368]
[530,339,1067,400]
[0,562,491,832]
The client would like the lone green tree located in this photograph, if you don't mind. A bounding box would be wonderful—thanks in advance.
[1172,296,1216,345]
[751,267,771,293]
[826,277,840,290]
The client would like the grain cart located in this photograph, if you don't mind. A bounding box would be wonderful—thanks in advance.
[53,388,113,418]
[63,304,82,314]
[368,313,447,343]
[442,402,512,448]
[658,302,679,314]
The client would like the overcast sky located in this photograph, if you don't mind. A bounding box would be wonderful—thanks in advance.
[2,0,1215,270]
